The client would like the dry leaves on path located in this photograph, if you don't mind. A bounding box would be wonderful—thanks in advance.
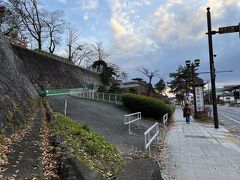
[0,115,35,178]
[40,117,61,180]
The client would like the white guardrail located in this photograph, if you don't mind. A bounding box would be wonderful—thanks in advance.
[163,113,168,129]
[124,112,141,134]
[144,122,160,156]
[70,89,121,104]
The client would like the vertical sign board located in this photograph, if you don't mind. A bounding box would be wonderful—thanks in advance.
[195,86,204,112]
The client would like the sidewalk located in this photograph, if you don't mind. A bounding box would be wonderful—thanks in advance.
[161,106,240,180]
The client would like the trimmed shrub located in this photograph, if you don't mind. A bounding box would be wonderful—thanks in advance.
[129,88,138,94]
[97,85,107,92]
[122,93,174,120]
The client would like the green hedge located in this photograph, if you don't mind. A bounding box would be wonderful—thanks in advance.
[122,93,174,120]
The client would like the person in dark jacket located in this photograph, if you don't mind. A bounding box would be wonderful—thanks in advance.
[183,103,191,124]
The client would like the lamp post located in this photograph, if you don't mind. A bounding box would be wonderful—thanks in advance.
[185,59,200,117]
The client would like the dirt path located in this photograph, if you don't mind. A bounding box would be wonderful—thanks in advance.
[2,111,44,179]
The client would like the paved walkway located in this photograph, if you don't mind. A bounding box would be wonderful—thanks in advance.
[162,106,240,180]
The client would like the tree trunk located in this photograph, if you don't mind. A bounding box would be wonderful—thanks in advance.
[49,38,55,54]
[147,75,153,96]
[38,39,41,50]
[68,45,72,62]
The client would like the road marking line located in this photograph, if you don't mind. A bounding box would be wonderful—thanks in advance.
[218,113,240,124]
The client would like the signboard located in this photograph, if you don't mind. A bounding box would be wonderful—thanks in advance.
[184,92,191,103]
[219,24,240,34]
[195,86,204,112]
[184,92,190,97]
[88,84,94,90]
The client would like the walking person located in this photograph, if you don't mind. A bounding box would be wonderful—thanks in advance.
[183,103,191,124]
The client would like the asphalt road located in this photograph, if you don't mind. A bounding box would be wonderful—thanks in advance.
[216,105,240,136]
[47,95,157,154]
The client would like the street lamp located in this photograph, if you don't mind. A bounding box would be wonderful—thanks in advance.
[185,59,200,117]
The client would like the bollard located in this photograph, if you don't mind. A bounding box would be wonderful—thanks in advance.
[64,99,67,116]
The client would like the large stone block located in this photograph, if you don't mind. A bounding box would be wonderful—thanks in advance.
[59,155,104,180]
[116,158,163,180]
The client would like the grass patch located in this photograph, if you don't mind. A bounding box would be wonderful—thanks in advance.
[50,113,125,179]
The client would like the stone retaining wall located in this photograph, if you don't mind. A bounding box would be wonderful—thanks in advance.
[12,45,101,91]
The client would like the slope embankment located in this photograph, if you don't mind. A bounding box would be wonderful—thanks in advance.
[0,34,38,126]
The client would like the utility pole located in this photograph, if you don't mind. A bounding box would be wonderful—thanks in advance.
[206,7,239,128]
[206,7,219,128]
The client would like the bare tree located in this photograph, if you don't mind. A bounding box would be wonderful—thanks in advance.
[108,63,128,82]
[108,63,120,79]
[71,43,94,66]
[66,24,80,62]
[0,2,18,34]
[9,0,45,50]
[91,42,108,73]
[138,67,160,96]
[44,10,65,53]
[119,71,128,82]
[0,0,26,44]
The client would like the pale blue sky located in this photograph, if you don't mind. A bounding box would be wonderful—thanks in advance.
[42,0,240,87]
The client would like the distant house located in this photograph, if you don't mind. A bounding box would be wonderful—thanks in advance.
[218,92,235,103]
[205,85,240,104]
[220,85,240,104]
[119,78,156,95]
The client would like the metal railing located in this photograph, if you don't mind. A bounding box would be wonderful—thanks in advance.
[38,87,96,97]
[38,89,70,96]
[144,122,160,156]
[124,112,141,134]
[70,91,122,104]
[38,87,121,103]
[163,113,168,129]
